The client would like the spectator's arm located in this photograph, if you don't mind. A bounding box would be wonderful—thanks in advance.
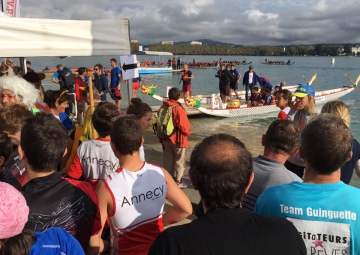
[161,169,192,226]
[173,107,191,136]
[355,159,360,178]
[51,77,59,84]
[101,76,109,94]
[87,180,112,255]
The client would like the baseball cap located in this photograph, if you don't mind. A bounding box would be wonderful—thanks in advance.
[0,182,29,239]
[292,84,315,97]
[249,65,253,69]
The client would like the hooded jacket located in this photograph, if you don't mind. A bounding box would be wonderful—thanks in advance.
[161,99,190,148]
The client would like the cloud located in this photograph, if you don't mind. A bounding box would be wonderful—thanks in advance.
[18,0,360,45]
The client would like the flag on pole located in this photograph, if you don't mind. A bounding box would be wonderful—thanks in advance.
[2,0,20,17]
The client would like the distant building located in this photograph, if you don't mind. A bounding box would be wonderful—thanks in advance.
[352,46,360,55]
[161,41,174,45]
[131,40,139,43]
[190,41,202,45]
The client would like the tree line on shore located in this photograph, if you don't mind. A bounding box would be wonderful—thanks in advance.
[131,43,359,57]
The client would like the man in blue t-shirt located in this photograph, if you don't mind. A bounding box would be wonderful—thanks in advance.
[109,58,122,107]
[255,114,360,255]
[230,64,241,99]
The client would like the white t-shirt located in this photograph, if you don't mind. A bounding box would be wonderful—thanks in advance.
[249,72,254,84]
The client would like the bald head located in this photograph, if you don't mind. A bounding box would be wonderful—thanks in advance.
[190,134,253,209]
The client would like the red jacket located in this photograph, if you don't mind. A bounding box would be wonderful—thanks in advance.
[74,76,87,101]
[162,100,190,148]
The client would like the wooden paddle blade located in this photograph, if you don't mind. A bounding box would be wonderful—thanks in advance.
[302,75,307,83]
[354,75,360,86]
[345,73,356,86]
[308,74,317,85]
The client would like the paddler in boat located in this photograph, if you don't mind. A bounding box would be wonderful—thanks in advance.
[250,87,262,106]
[219,65,235,103]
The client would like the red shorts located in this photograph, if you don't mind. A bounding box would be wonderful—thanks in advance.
[132,82,140,90]
[183,84,191,92]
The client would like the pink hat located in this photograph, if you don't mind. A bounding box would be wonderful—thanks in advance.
[0,182,29,239]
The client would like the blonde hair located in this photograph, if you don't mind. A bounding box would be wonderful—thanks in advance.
[305,95,317,115]
[321,100,350,127]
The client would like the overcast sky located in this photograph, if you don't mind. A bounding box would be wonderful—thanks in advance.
[19,0,360,46]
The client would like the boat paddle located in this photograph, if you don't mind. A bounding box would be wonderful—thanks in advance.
[344,74,360,92]
[302,73,317,85]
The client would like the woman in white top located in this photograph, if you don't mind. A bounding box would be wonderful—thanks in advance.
[126,98,153,161]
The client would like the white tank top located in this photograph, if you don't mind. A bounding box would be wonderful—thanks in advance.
[73,138,119,182]
[104,162,167,255]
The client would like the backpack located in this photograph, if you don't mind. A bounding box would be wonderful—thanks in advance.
[153,105,177,139]
[58,67,75,91]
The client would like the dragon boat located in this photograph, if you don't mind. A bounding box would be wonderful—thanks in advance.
[192,86,355,118]
[260,61,295,65]
[141,85,299,105]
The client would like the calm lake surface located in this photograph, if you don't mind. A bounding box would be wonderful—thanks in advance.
[28,55,360,187]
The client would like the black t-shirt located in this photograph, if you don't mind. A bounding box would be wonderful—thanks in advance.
[22,171,101,251]
[149,207,306,255]
[0,170,21,190]
[182,70,192,85]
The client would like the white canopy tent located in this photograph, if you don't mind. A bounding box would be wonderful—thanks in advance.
[0,17,131,57]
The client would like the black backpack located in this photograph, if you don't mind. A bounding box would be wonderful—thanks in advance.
[58,67,75,91]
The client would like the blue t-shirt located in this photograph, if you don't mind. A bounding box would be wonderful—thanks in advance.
[230,69,239,82]
[53,68,73,79]
[255,181,360,255]
[110,67,122,88]
[263,94,273,105]
[31,227,84,255]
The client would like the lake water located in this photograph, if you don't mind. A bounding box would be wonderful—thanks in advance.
[27,55,360,187]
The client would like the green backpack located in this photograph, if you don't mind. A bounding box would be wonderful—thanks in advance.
[154,105,177,139]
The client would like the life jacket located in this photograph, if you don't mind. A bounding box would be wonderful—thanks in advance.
[153,105,177,139]
[58,67,75,91]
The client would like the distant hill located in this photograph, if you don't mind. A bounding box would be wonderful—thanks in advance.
[175,39,233,45]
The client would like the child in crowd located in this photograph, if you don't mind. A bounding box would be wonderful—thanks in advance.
[20,113,101,251]
[93,115,192,255]
[67,102,120,187]
[126,97,153,161]
[250,87,262,106]
[0,182,85,255]
[275,89,292,119]
[0,131,21,190]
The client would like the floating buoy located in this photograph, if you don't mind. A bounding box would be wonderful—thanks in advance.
[331,58,335,65]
